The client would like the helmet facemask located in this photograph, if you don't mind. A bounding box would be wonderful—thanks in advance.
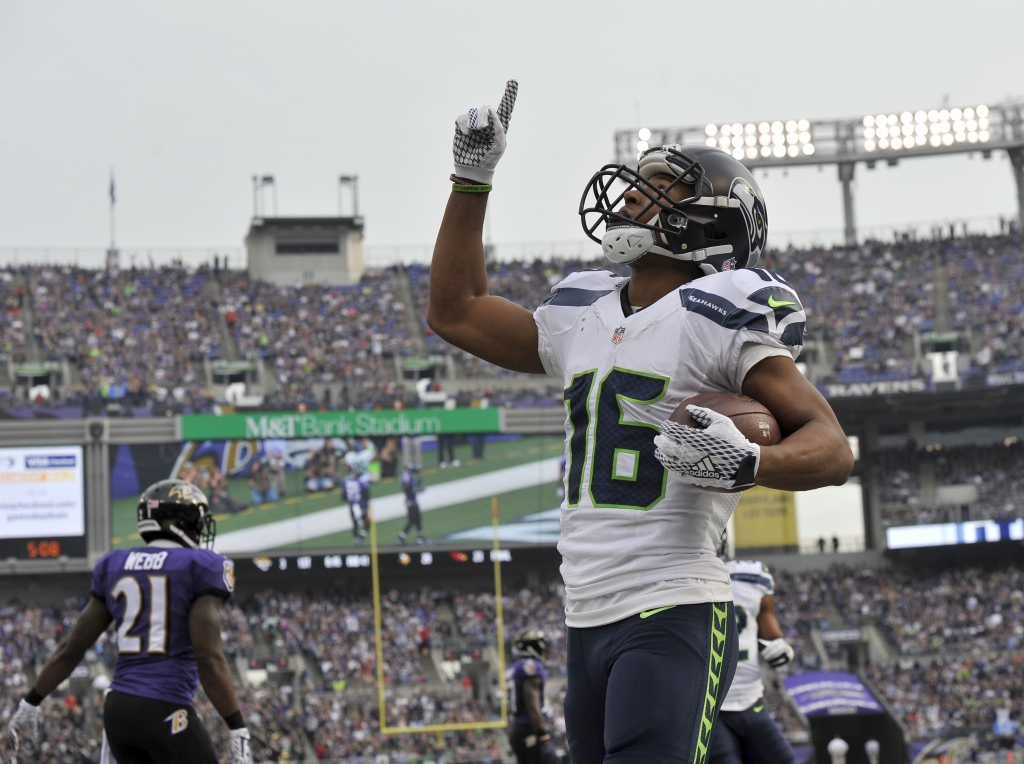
[580,145,766,274]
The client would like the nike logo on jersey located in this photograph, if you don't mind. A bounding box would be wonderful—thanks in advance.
[640,606,676,619]
[767,295,796,308]
[753,704,765,713]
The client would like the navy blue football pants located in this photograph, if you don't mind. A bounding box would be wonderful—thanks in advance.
[564,602,738,764]
[709,699,795,764]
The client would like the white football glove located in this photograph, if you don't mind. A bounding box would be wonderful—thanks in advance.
[758,638,795,668]
[6,698,41,753]
[452,80,518,183]
[654,405,760,491]
[229,727,253,764]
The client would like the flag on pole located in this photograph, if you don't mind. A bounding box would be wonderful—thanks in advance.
[109,171,116,206]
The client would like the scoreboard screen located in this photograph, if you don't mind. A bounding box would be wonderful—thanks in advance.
[0,445,87,559]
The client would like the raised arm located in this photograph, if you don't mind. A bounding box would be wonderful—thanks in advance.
[426,80,545,375]
[428,192,544,373]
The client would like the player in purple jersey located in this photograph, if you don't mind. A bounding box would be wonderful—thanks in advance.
[506,628,555,764]
[396,461,425,545]
[4,479,253,764]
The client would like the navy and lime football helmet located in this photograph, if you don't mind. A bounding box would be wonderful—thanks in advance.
[137,479,215,549]
[513,628,551,661]
[580,144,768,274]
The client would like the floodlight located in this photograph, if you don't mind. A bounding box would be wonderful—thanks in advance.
[877,125,889,139]
[759,134,771,146]
[719,137,730,149]
[721,124,732,137]
[864,139,876,152]
[979,117,989,129]
[637,140,649,152]
[928,110,939,122]
[746,147,758,159]
[706,124,718,136]
[950,108,962,121]
[979,130,990,142]
[953,120,965,132]
[967,119,977,131]
[939,109,950,121]
[760,146,772,157]
[799,131,811,143]
[745,135,757,147]
[863,115,874,127]
[901,112,913,124]
[638,127,651,141]
[879,138,889,149]
[977,104,989,117]
[745,123,756,134]
[930,134,941,147]
[732,136,743,148]
[955,132,966,142]
[705,137,717,147]
[771,121,783,133]
[915,111,927,123]
[773,144,786,157]
[784,120,796,132]
[892,137,903,150]
[758,122,770,134]
[787,132,798,145]
[916,124,927,136]
[773,133,785,146]
[864,127,875,139]
[901,124,913,137]
[731,123,743,135]
[732,147,744,160]
[967,132,978,143]
[798,119,810,131]
[942,134,953,146]
[964,107,975,119]
[876,114,887,127]
[916,135,926,146]
[803,143,815,155]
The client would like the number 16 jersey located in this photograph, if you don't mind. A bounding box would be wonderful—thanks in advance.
[533,268,804,628]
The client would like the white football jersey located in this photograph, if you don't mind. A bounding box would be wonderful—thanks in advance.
[721,559,776,711]
[533,268,804,628]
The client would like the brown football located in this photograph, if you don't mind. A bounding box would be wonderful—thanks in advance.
[669,391,782,446]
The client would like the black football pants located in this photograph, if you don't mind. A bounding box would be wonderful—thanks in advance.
[564,602,737,764]
[709,699,795,764]
[104,690,219,764]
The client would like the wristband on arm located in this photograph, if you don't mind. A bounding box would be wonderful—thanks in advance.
[223,710,246,730]
[25,688,44,706]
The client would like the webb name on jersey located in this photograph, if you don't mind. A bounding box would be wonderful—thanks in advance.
[722,560,776,712]
[533,268,804,628]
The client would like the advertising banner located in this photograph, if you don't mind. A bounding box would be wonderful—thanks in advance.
[180,408,502,441]
[0,446,85,539]
[783,671,884,717]
[733,486,798,552]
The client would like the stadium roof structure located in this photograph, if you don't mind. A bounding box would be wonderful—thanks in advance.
[615,98,1024,244]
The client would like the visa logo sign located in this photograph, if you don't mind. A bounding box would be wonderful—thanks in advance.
[25,455,77,468]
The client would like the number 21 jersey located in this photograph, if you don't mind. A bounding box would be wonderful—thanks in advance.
[533,268,804,628]
[91,544,235,705]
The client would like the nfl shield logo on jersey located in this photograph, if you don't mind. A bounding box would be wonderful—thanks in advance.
[611,326,626,345]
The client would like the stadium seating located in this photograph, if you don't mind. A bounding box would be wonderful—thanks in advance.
[4,562,1022,761]
[877,441,1024,526]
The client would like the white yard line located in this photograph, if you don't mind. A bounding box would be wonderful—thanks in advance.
[214,458,561,554]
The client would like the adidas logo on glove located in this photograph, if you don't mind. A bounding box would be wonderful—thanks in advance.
[684,456,721,480]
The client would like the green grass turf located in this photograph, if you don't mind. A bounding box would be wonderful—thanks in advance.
[274,479,562,550]
[111,435,564,548]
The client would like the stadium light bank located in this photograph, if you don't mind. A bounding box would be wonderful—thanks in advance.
[617,98,1024,245]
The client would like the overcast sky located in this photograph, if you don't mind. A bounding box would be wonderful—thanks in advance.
[1,0,1022,262]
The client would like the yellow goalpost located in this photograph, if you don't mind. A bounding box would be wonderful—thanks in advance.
[369,496,509,735]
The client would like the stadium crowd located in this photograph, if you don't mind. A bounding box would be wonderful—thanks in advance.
[1,232,1022,414]
[4,561,1023,761]
[877,440,1024,526]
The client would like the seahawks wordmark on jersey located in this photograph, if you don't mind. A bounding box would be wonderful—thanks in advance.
[722,560,775,712]
[533,268,803,628]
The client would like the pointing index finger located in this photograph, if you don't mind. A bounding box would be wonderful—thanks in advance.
[497,79,518,131]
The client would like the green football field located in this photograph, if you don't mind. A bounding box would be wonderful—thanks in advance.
[111,435,565,550]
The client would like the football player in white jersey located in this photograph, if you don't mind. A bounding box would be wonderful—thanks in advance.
[428,80,853,764]
[709,560,796,764]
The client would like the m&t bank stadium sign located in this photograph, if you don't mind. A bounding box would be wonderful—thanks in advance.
[180,409,501,441]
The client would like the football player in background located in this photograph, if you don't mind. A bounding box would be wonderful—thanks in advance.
[427,80,853,763]
[344,460,371,544]
[710,560,796,764]
[396,461,425,545]
[5,480,252,764]
[507,628,555,764]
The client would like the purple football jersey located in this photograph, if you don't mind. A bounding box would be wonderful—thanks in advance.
[91,545,234,706]
[506,658,547,725]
